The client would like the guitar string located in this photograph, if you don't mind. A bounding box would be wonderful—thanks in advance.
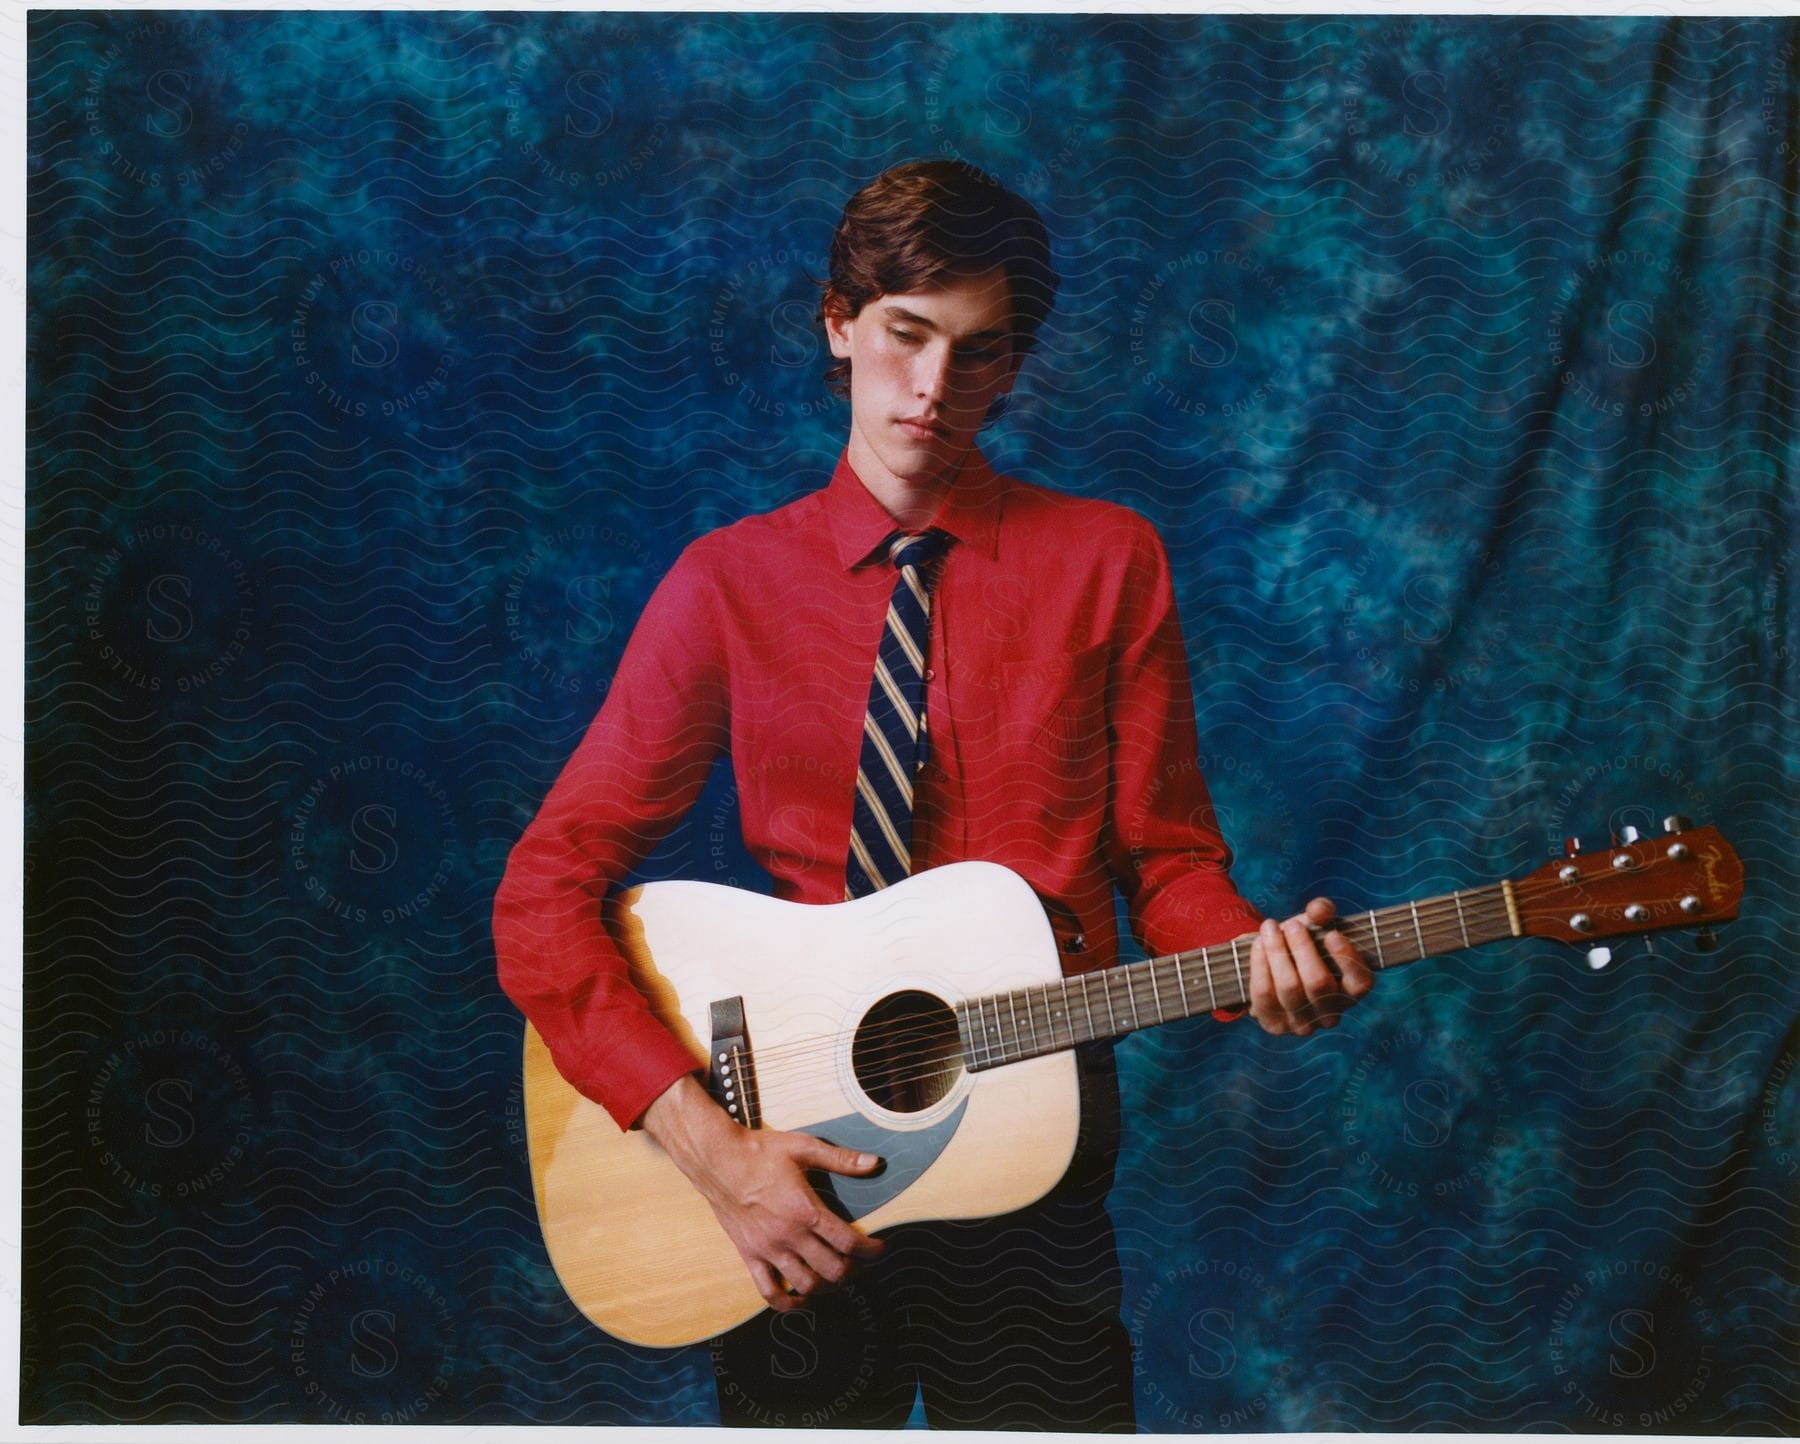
[763,899,1530,1096]
[733,884,1577,1087]
[725,868,1695,1098]
[777,907,1519,1094]
[738,885,1520,1074]
[830,869,1705,1095]
[735,890,1527,1091]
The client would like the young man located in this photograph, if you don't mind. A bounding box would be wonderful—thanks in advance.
[494,159,1373,1429]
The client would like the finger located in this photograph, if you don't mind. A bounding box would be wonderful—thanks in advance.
[1282,914,1340,1003]
[749,1259,801,1312]
[797,1187,885,1262]
[771,1139,888,1264]
[773,1253,824,1300]
[1323,924,1375,1000]
[1247,928,1280,1026]
[1263,917,1312,1032]
[791,1232,855,1290]
[1285,913,1354,1030]
[815,1213,885,1262]
[799,1138,882,1178]
[786,1143,886,1253]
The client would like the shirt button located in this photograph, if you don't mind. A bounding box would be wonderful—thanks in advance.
[1062,933,1087,954]
[924,668,936,681]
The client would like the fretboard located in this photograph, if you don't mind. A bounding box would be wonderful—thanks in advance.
[954,881,1521,1070]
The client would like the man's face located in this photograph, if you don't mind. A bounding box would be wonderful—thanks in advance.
[824,266,1022,496]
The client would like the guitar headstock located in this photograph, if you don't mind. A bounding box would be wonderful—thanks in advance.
[1514,817,1742,963]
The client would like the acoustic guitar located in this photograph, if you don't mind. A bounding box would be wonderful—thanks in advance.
[523,819,1742,1348]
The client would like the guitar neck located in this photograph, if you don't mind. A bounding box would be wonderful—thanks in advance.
[956,881,1521,1070]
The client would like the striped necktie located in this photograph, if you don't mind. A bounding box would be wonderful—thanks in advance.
[845,530,948,899]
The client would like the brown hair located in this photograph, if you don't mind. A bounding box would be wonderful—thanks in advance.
[819,159,1060,407]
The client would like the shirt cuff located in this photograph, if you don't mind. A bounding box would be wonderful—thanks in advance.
[598,1031,707,1133]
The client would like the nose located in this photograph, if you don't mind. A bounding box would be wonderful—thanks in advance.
[913,344,951,405]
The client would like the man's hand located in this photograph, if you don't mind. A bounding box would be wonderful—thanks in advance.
[1247,897,1374,1036]
[640,1074,887,1311]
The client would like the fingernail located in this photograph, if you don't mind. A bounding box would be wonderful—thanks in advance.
[857,1152,878,1168]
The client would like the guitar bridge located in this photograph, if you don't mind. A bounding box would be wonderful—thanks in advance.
[707,996,761,1129]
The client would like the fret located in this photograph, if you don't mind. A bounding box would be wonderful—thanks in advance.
[963,874,1538,1069]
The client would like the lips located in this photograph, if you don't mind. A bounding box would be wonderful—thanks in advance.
[895,417,943,441]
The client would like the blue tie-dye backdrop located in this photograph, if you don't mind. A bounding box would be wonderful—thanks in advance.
[22,10,1799,1430]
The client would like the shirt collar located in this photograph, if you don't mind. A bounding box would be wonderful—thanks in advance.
[825,445,1005,569]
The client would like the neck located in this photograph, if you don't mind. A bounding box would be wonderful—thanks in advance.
[956,880,1523,1070]
[845,427,972,531]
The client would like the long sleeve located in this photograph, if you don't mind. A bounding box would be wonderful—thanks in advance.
[1102,520,1263,1018]
[493,542,731,1129]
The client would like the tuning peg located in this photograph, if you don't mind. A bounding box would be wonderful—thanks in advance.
[1641,936,1657,958]
[1586,946,1613,970]
[1564,836,1582,858]
[1618,824,1642,844]
[1663,815,1692,834]
[1693,927,1719,952]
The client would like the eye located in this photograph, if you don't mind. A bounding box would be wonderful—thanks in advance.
[888,327,920,344]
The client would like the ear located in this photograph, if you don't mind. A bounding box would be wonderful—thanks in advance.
[823,293,855,360]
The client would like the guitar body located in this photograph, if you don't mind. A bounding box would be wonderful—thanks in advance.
[523,861,1080,1349]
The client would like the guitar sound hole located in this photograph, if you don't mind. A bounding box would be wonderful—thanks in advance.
[851,990,962,1115]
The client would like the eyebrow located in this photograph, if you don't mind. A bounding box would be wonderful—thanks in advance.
[879,303,1010,343]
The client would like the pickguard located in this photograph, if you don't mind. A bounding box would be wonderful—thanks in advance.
[798,1098,969,1220]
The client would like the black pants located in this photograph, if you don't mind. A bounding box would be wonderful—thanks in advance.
[710,1044,1135,1431]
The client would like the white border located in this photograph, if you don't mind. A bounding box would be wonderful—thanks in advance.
[4,1,1794,1441]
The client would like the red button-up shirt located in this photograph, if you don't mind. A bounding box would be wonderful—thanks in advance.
[494,449,1262,1129]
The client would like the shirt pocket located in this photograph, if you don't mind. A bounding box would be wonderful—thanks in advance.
[996,641,1111,769]
[959,641,1111,863]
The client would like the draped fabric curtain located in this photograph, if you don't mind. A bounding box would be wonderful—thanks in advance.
[23,11,1797,1429]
